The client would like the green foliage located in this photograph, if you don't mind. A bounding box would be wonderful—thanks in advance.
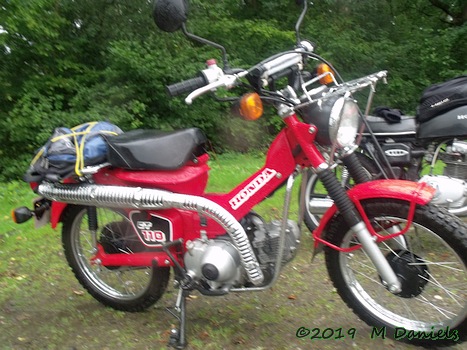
[0,0,465,180]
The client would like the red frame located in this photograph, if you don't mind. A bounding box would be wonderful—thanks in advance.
[48,113,435,267]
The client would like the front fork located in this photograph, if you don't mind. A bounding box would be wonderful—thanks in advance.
[317,159,402,294]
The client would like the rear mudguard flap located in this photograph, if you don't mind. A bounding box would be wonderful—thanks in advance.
[312,179,436,252]
[51,201,68,228]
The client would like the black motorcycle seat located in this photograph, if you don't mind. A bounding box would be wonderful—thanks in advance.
[363,115,417,136]
[106,128,207,170]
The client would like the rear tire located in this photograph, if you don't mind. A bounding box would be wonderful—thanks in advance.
[301,152,378,231]
[325,199,467,346]
[62,205,170,312]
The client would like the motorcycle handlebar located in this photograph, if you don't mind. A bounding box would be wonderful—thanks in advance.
[261,52,303,79]
[167,48,308,102]
[166,76,208,97]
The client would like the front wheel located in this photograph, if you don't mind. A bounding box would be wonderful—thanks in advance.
[324,199,467,346]
[62,205,170,312]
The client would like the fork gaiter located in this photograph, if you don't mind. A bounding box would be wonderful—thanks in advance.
[318,168,360,227]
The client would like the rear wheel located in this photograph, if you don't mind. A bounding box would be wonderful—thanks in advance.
[325,200,467,346]
[62,205,170,312]
[302,152,378,231]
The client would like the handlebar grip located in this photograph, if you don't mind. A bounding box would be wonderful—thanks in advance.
[166,76,207,97]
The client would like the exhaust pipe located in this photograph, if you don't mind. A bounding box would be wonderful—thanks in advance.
[38,182,264,286]
[447,206,467,217]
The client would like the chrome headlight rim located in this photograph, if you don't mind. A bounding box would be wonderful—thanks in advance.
[328,97,360,148]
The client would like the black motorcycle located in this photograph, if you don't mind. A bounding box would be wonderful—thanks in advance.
[302,74,467,230]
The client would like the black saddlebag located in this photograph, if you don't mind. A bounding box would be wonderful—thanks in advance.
[417,75,467,123]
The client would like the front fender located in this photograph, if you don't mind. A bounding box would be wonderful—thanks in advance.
[312,179,435,249]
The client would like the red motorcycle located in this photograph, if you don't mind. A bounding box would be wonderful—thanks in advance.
[12,0,467,348]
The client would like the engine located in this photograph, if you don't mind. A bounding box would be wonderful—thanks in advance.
[184,237,244,291]
[183,213,301,292]
[442,140,467,179]
[420,140,467,212]
[243,213,300,267]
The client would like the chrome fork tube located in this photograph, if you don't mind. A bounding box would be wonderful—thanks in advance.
[351,222,401,293]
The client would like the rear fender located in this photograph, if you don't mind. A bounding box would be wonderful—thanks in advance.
[312,180,435,252]
[51,201,68,229]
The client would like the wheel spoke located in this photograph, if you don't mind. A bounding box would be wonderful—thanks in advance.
[415,294,457,319]
[420,271,464,306]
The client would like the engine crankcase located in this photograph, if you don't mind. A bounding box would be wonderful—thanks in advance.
[184,238,244,290]
[419,174,467,208]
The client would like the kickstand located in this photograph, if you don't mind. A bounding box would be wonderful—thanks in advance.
[166,287,189,349]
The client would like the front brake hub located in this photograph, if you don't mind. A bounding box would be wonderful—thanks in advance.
[383,249,430,298]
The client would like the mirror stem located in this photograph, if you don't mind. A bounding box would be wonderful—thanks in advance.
[295,1,309,45]
[182,24,229,70]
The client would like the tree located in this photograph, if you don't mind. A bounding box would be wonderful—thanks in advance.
[0,0,464,180]
[428,0,467,26]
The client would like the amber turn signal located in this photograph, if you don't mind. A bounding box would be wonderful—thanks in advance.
[12,207,33,224]
[317,63,335,85]
[239,93,263,121]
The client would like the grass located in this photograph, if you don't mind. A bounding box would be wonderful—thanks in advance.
[0,152,447,350]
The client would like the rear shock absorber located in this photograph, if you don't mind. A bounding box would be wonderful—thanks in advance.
[87,206,99,249]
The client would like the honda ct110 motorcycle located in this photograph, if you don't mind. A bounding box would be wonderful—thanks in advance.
[11,0,467,348]
[302,73,467,230]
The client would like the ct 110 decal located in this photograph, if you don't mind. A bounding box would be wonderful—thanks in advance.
[130,211,173,247]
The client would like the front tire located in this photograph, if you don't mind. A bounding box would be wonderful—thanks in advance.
[62,205,170,312]
[324,199,467,346]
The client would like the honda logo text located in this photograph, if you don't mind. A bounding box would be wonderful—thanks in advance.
[229,168,277,210]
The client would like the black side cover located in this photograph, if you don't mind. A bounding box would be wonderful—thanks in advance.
[106,128,206,170]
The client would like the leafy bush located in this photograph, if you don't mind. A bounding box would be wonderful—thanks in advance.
[0,0,464,180]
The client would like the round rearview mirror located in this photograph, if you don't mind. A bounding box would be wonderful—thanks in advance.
[153,0,188,33]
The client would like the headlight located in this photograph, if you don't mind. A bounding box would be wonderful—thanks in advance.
[329,97,360,148]
[298,95,360,148]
